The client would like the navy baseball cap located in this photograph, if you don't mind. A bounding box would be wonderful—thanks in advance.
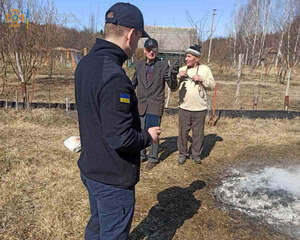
[105,2,149,38]
[144,38,158,48]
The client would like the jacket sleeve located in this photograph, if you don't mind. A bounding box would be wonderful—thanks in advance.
[201,66,216,90]
[99,75,152,153]
[131,67,138,89]
[163,61,178,91]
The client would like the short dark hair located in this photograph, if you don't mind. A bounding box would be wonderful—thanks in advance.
[104,23,129,38]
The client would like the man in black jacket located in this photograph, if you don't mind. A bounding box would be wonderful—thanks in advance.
[75,3,161,240]
[132,38,178,170]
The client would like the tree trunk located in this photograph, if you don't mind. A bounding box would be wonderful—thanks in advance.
[284,67,291,110]
[284,3,293,110]
[233,33,237,66]
[15,52,25,83]
[275,0,289,67]
[15,52,27,105]
[235,54,244,106]
[251,0,260,66]
[293,24,300,63]
[208,9,216,64]
[245,47,249,65]
[256,0,272,67]
[285,67,291,97]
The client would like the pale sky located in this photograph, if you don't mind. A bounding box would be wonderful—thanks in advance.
[55,0,239,38]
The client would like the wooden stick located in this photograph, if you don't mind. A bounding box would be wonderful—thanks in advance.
[66,97,69,112]
[165,60,171,109]
[16,90,18,110]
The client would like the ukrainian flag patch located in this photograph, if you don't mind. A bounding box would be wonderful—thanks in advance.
[120,93,130,104]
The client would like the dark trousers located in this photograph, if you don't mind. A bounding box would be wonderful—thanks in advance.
[177,108,206,159]
[140,114,161,163]
[80,173,135,240]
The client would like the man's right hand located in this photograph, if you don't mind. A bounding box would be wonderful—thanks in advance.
[177,71,188,79]
[171,62,180,74]
[148,126,161,144]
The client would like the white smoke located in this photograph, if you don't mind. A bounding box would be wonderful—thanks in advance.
[240,167,300,198]
[214,166,300,239]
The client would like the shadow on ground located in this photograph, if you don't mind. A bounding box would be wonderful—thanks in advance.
[129,180,206,240]
[200,134,223,160]
[159,136,178,161]
[159,134,223,162]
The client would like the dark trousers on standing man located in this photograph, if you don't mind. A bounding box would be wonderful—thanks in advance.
[140,113,161,163]
[80,173,135,240]
[177,108,206,160]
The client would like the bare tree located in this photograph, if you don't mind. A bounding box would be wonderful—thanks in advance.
[235,54,244,106]
[256,0,272,66]
[292,23,300,65]
[274,0,289,67]
[207,9,216,64]
[284,1,293,109]
[0,50,8,96]
[0,0,60,104]
[0,1,9,96]
[231,1,259,66]
[185,10,210,44]
[251,0,260,66]
[231,0,244,66]
[292,0,300,65]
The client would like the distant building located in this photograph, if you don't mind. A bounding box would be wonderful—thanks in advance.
[138,26,198,62]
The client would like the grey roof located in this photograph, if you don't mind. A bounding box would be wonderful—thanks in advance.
[139,26,198,53]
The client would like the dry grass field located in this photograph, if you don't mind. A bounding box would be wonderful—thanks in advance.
[1,106,300,240]
[1,64,300,111]
[1,63,300,239]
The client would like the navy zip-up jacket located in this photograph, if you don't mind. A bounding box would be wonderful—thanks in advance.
[75,38,152,188]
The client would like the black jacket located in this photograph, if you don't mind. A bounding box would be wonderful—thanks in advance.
[75,38,152,188]
[132,58,178,116]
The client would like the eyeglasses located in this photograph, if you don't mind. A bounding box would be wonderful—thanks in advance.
[145,47,158,53]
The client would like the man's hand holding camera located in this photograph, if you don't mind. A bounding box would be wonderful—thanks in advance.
[192,74,204,84]
[177,71,188,80]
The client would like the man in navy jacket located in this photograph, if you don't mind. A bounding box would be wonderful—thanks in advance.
[75,3,161,240]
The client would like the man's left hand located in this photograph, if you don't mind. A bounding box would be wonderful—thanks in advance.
[192,75,203,83]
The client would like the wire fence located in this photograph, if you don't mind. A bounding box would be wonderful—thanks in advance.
[1,61,300,112]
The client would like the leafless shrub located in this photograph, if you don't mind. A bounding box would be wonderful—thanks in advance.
[0,0,60,104]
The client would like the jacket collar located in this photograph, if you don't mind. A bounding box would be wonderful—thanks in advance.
[144,57,160,66]
[90,38,128,66]
[187,62,200,69]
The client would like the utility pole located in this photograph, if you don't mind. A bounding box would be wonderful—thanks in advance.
[207,9,216,64]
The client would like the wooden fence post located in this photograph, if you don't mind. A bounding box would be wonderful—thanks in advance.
[15,90,18,110]
[66,97,70,112]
